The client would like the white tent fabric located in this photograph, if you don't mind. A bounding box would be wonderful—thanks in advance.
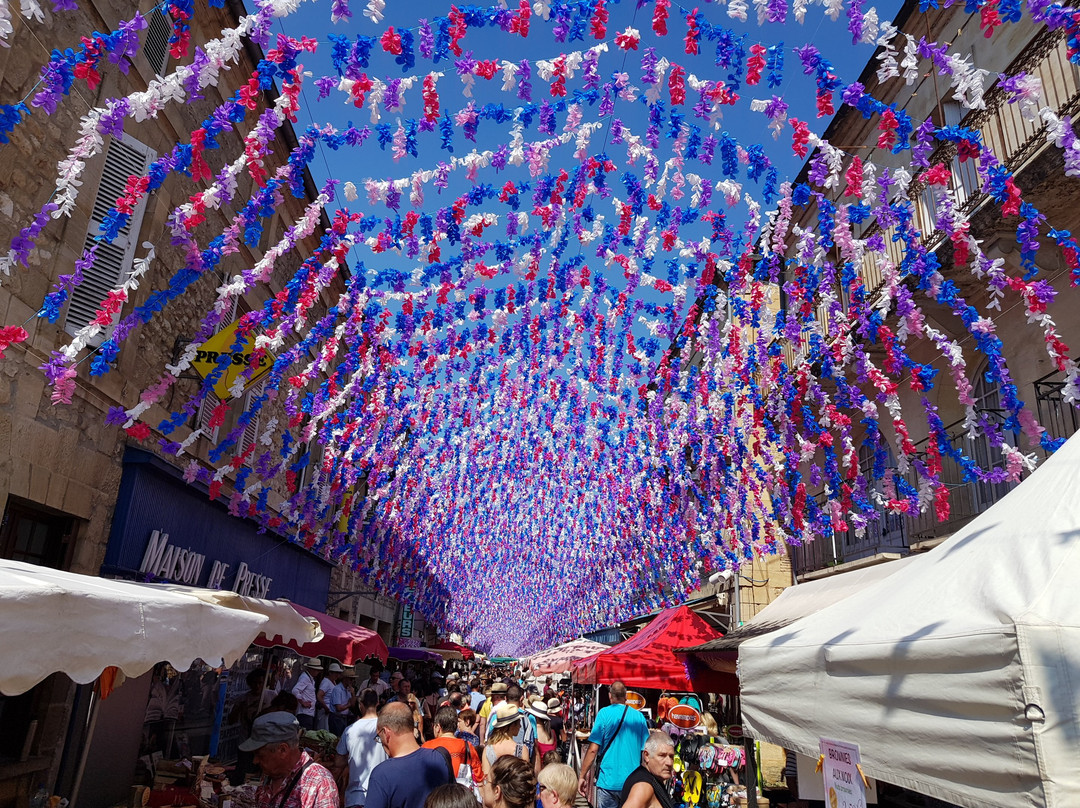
[138,582,323,646]
[680,557,918,671]
[739,432,1080,808]
[0,559,272,695]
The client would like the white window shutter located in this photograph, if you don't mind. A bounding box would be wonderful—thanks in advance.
[239,380,266,459]
[65,134,156,338]
[197,390,221,444]
[143,8,172,77]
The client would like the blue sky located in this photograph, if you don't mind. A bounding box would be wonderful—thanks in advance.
[273,0,905,267]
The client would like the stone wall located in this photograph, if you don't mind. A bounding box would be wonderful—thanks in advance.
[0,2,344,804]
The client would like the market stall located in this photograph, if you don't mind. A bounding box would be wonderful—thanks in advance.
[527,637,610,675]
[254,601,388,664]
[739,431,1080,808]
[676,557,918,675]
[433,640,475,660]
[388,646,444,664]
[572,605,735,692]
[0,559,311,696]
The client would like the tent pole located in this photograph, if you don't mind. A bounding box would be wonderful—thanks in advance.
[209,669,229,758]
[743,737,757,808]
[68,689,99,808]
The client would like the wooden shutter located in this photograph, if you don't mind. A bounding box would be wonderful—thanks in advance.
[143,8,172,77]
[196,390,221,444]
[238,380,266,459]
[64,134,155,337]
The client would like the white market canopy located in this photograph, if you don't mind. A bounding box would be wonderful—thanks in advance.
[739,431,1080,808]
[527,637,611,675]
[0,559,321,695]
[679,556,918,672]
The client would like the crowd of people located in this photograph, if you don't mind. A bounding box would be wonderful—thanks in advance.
[237,660,609,808]
[233,658,685,808]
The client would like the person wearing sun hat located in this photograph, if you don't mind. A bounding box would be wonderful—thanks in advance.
[546,699,567,758]
[527,700,557,773]
[317,662,344,731]
[241,711,339,808]
[291,658,322,730]
[482,703,531,778]
[327,662,356,736]
[477,681,507,744]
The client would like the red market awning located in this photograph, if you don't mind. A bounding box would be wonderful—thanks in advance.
[255,601,388,665]
[433,640,475,660]
[572,605,735,693]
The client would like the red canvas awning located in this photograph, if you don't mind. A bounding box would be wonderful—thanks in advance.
[572,605,735,693]
[254,601,388,665]
[433,640,474,660]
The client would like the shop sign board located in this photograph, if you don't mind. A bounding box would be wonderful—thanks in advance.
[139,529,273,597]
[625,691,646,710]
[667,704,702,729]
[819,739,867,808]
[397,599,415,645]
[190,318,275,400]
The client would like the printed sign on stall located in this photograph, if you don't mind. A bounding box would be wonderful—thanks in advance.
[667,704,702,729]
[625,691,646,710]
[819,739,867,808]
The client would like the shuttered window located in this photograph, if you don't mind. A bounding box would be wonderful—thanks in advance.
[64,135,155,337]
[196,391,221,444]
[238,380,267,460]
[143,8,172,77]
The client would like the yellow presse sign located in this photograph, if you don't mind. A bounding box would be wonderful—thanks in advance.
[190,318,274,400]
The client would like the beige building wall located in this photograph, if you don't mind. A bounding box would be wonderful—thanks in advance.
[776,0,1080,569]
[0,2,346,803]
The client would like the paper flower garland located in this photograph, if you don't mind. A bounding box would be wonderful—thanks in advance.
[0,0,1078,654]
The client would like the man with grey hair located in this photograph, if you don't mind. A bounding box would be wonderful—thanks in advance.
[619,731,676,808]
[241,711,338,808]
[365,703,455,808]
[577,682,650,808]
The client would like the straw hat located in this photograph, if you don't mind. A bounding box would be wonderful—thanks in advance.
[526,700,550,721]
[303,658,324,671]
[491,702,523,729]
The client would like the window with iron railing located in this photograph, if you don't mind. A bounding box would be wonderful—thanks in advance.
[1034,369,1080,442]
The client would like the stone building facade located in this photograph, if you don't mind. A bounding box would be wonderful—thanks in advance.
[0,1,372,804]
[781,0,1080,577]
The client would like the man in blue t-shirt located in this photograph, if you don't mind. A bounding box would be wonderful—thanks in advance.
[365,703,455,808]
[577,682,650,808]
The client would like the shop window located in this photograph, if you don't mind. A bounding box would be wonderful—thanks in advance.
[0,496,76,570]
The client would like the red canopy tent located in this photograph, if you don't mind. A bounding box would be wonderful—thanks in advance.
[572,605,736,693]
[434,640,475,660]
[255,601,388,665]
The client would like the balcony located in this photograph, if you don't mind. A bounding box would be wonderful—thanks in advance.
[1034,370,1080,444]
[794,410,1021,576]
